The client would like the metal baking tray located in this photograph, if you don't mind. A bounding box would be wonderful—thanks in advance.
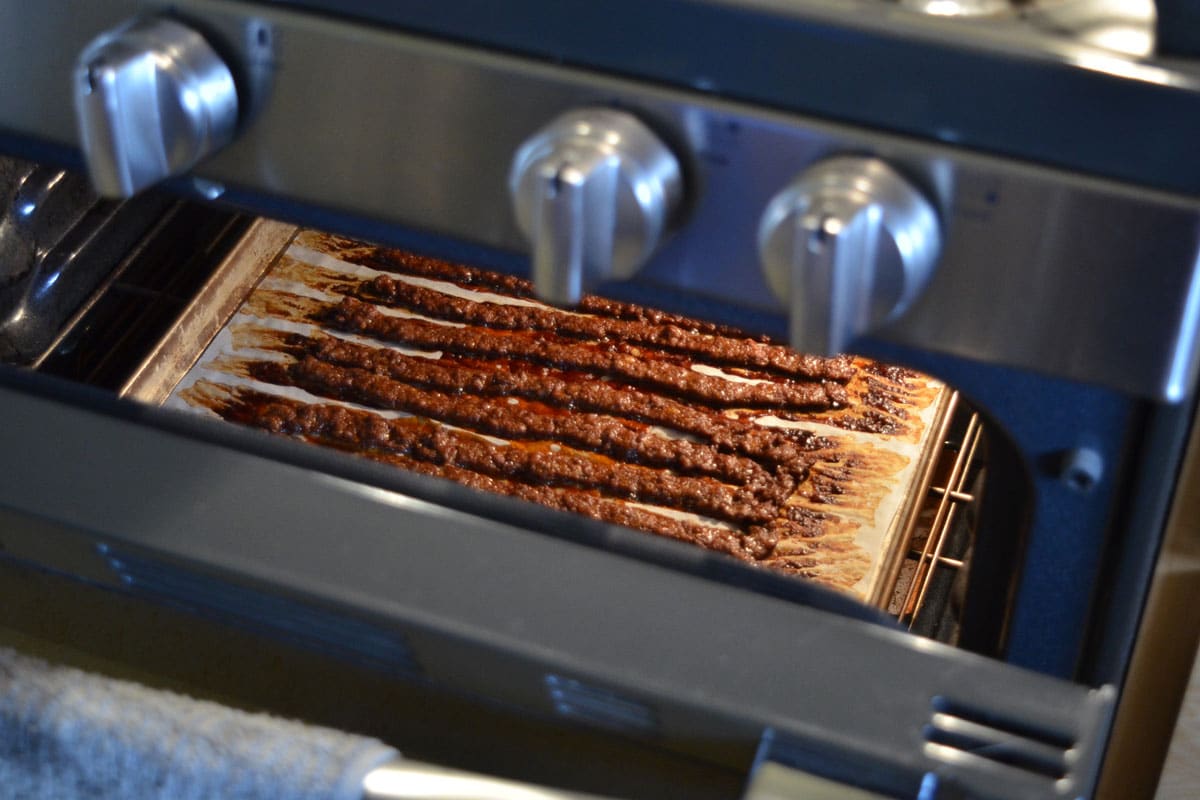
[121,219,953,607]
[0,217,1107,800]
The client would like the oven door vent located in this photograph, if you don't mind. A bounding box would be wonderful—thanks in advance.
[923,696,1075,784]
[101,547,421,680]
[543,674,658,735]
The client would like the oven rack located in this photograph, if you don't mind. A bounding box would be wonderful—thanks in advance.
[887,392,985,640]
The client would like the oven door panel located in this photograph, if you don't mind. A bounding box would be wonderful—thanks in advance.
[0,370,1113,799]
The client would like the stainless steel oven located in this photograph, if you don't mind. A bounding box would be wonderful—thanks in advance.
[1,2,1199,798]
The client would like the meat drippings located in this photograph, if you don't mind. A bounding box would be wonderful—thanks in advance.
[359,273,856,381]
[174,231,941,591]
[240,328,831,473]
[247,356,791,497]
[303,232,760,338]
[211,388,782,525]
[324,297,846,410]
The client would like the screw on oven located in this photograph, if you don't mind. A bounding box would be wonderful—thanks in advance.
[1059,447,1104,493]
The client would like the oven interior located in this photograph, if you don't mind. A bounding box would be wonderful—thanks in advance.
[2,153,994,641]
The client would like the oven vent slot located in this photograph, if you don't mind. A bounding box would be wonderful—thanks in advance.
[102,548,421,680]
[923,696,1076,782]
[544,674,658,734]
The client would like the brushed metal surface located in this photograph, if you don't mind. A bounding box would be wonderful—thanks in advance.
[509,108,683,306]
[118,217,298,404]
[74,17,238,197]
[898,0,1011,18]
[758,157,941,356]
[2,1,1199,399]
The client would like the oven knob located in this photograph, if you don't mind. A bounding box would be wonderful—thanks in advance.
[509,108,683,306]
[73,17,239,198]
[758,157,941,355]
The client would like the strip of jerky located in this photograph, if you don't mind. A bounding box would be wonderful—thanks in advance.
[361,451,763,560]
[322,296,848,410]
[296,231,759,338]
[240,328,833,472]
[181,380,868,587]
[245,356,790,500]
[198,385,783,525]
[358,273,856,381]
[326,437,851,572]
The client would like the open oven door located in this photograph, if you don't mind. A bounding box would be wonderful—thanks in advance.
[0,370,1114,800]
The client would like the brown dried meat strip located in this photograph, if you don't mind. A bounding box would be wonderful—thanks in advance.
[251,329,832,471]
[360,274,855,381]
[183,380,867,586]
[387,459,853,570]
[324,439,838,570]
[324,296,847,410]
[210,388,782,525]
[366,453,765,561]
[249,356,787,497]
[345,431,859,578]
[775,407,904,436]
[303,232,754,337]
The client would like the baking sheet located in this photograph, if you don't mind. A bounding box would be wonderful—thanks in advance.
[124,222,950,604]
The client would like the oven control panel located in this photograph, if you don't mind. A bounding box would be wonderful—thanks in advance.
[6,0,1200,401]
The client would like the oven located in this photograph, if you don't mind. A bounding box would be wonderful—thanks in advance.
[1,2,1198,798]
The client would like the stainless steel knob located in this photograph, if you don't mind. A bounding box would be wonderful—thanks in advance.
[509,108,683,306]
[758,157,941,355]
[73,17,238,198]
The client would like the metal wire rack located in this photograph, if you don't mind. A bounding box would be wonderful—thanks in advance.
[888,393,985,639]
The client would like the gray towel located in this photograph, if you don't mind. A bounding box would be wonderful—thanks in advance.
[0,645,398,800]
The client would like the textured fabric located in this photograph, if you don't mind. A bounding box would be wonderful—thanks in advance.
[0,646,398,800]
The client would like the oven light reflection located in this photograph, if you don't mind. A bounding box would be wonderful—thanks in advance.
[1088,26,1152,57]
[921,0,970,16]
[33,270,59,299]
[1064,49,1182,87]
[633,180,653,206]
[363,764,596,799]
[316,473,440,515]
[906,634,945,655]
[1162,248,1200,402]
